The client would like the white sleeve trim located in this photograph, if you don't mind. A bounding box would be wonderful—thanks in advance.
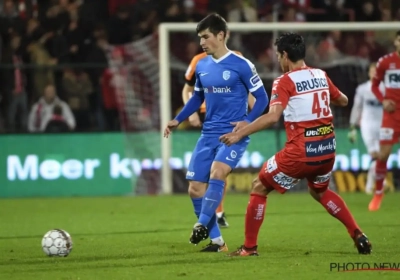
[249,83,263,93]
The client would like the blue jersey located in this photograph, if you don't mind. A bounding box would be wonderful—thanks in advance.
[193,51,267,136]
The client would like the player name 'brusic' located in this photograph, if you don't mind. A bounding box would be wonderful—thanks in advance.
[295,78,328,92]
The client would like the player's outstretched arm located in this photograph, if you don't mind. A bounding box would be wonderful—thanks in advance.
[174,89,204,124]
[325,75,348,107]
[220,104,283,146]
[164,84,204,138]
[330,92,348,107]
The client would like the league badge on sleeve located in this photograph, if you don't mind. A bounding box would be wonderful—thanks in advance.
[250,74,261,86]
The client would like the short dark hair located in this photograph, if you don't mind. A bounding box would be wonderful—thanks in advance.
[396,30,400,37]
[274,32,306,62]
[196,13,228,37]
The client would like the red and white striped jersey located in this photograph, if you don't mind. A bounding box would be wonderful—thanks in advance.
[270,66,342,162]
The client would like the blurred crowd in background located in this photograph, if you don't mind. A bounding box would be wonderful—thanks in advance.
[0,0,399,133]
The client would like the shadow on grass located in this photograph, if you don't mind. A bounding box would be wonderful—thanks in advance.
[0,246,358,270]
[0,227,188,240]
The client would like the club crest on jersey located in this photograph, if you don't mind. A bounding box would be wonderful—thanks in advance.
[223,71,230,80]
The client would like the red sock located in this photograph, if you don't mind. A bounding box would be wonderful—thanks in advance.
[375,159,387,194]
[244,193,267,248]
[319,189,360,237]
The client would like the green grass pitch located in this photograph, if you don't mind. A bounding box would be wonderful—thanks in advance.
[0,192,399,280]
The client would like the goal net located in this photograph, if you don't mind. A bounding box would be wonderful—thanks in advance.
[159,22,400,194]
[106,34,161,195]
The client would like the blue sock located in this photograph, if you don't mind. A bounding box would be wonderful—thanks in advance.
[207,214,222,240]
[198,179,225,226]
[191,197,202,218]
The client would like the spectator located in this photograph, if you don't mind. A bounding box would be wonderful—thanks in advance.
[42,3,70,33]
[132,1,158,41]
[309,0,347,22]
[86,30,109,130]
[281,6,304,22]
[341,34,358,56]
[107,5,132,45]
[228,0,258,22]
[26,38,57,100]
[182,0,204,22]
[359,31,387,62]
[21,18,45,54]
[160,0,185,22]
[0,0,397,134]
[317,31,342,62]
[283,0,310,22]
[44,104,70,133]
[208,0,231,19]
[28,84,75,132]
[0,0,25,42]
[374,9,395,49]
[62,68,93,131]
[64,14,85,63]
[1,33,28,132]
[101,68,120,131]
[355,0,381,22]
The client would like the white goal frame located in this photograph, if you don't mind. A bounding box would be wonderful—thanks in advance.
[159,22,400,194]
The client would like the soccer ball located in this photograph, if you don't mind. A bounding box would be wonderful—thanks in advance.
[41,229,73,257]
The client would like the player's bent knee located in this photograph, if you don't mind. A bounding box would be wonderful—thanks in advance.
[378,144,392,161]
[209,161,231,180]
[308,186,328,201]
[370,152,379,160]
[188,181,207,198]
[251,177,269,196]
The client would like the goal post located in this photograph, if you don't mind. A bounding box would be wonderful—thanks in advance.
[159,22,400,194]
[159,25,173,195]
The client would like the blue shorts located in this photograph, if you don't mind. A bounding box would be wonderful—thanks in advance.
[186,135,250,183]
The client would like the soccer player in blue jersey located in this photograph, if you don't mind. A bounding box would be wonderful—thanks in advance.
[164,13,269,252]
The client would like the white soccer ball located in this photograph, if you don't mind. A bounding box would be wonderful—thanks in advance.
[41,229,73,257]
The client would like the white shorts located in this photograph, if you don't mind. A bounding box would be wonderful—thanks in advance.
[360,121,380,154]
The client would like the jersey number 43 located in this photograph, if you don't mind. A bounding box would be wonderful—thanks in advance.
[312,91,331,118]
